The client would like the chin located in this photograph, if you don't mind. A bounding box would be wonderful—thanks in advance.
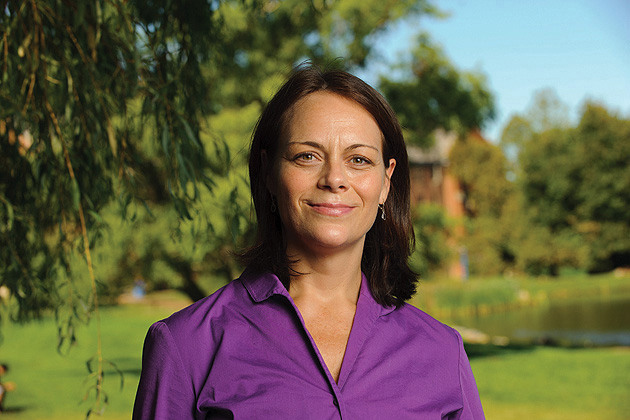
[307,228,365,251]
[313,238,351,250]
[286,222,370,254]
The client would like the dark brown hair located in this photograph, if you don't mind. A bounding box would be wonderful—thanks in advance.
[240,64,417,307]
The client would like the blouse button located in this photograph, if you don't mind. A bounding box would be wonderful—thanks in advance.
[333,397,339,407]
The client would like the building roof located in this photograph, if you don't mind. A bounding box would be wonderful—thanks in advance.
[407,129,457,166]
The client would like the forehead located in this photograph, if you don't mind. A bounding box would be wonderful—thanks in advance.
[283,91,383,145]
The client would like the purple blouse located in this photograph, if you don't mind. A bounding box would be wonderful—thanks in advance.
[133,270,485,419]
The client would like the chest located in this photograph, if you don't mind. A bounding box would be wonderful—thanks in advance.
[303,311,355,383]
[193,307,462,419]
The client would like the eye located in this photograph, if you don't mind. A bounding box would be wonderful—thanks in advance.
[349,156,372,165]
[295,152,315,161]
[290,152,319,164]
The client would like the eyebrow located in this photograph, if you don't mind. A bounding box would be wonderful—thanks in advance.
[287,141,380,152]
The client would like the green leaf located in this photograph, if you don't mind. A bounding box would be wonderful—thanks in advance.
[161,124,170,157]
[3,199,14,230]
[179,116,202,149]
[105,359,125,391]
[71,179,81,211]
[87,210,104,224]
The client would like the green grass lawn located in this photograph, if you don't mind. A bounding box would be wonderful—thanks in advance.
[0,293,628,419]
[468,344,630,420]
[0,300,181,420]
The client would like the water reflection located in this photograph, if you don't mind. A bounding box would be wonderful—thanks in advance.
[450,295,630,346]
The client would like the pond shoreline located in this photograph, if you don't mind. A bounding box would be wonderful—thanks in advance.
[413,273,630,348]
[411,272,630,320]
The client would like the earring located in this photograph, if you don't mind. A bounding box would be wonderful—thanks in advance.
[270,195,277,213]
[271,194,278,213]
[378,203,386,221]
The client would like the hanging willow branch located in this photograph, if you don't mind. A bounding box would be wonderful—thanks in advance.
[45,97,110,415]
[1,0,218,416]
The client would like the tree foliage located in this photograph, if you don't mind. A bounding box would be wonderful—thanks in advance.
[1,0,441,319]
[206,0,441,108]
[379,34,495,147]
[375,34,498,276]
[409,203,451,278]
[502,96,630,274]
[1,0,219,323]
[449,133,512,218]
[448,133,514,275]
[445,91,630,278]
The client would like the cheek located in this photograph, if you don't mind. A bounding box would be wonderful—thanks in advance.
[352,173,386,201]
[275,169,305,205]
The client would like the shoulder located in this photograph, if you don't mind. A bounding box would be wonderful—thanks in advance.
[146,270,289,352]
[380,302,461,347]
[157,278,251,341]
[140,278,257,380]
[134,281,253,420]
[390,301,454,328]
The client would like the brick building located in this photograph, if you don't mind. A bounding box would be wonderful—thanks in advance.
[407,129,467,279]
[408,129,465,218]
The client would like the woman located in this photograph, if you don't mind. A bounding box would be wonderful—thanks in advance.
[133,65,485,419]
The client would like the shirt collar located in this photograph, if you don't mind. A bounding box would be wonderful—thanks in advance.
[239,268,395,317]
[240,269,290,302]
[359,273,396,316]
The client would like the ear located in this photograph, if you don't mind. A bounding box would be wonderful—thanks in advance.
[380,158,396,204]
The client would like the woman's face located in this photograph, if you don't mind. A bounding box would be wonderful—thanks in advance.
[267,91,396,257]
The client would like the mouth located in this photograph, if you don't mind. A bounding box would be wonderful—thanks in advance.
[307,202,355,216]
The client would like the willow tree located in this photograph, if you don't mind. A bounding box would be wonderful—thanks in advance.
[2,0,223,414]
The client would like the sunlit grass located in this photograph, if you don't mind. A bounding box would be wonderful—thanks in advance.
[471,346,630,420]
[0,301,179,420]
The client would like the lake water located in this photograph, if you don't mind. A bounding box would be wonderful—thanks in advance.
[449,295,630,346]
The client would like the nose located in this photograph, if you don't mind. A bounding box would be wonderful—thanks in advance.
[318,159,347,192]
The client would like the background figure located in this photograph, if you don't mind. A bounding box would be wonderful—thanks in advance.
[0,364,16,412]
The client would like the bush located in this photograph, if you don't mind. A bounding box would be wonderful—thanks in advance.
[410,203,452,277]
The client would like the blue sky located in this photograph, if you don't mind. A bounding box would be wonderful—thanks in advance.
[362,0,630,142]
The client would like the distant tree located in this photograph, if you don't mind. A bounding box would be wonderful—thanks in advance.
[449,133,512,218]
[448,133,514,275]
[376,35,497,276]
[501,94,630,275]
[522,88,570,133]
[379,34,495,148]
[410,203,452,278]
[500,88,569,165]
[205,0,443,108]
[569,103,630,271]
[499,115,533,163]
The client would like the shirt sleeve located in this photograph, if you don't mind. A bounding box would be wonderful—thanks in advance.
[133,321,196,420]
[455,331,485,420]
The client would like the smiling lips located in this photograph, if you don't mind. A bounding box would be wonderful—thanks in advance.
[308,202,355,216]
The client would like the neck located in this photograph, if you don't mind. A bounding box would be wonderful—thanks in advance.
[287,244,363,305]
